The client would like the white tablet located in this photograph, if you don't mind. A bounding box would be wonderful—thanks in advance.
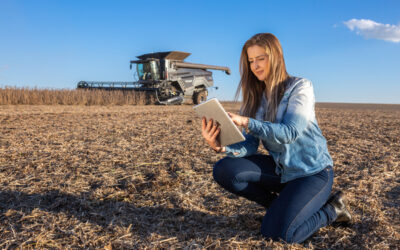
[193,98,245,147]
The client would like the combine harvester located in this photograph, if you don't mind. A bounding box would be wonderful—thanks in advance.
[77,51,230,105]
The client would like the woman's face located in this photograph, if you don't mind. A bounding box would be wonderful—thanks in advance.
[247,45,270,81]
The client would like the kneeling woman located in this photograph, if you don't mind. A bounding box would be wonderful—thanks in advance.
[201,33,351,244]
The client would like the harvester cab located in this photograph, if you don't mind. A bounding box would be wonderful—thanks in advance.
[77,51,230,105]
[131,59,160,81]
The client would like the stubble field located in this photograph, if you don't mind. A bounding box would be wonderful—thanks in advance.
[0,103,399,249]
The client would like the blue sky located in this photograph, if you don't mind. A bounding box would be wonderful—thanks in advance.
[1,0,399,103]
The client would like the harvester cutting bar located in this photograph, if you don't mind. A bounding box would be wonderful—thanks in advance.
[77,81,142,90]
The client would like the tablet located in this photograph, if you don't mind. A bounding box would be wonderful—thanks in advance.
[193,98,245,147]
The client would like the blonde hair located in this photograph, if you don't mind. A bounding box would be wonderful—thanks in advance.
[235,33,290,122]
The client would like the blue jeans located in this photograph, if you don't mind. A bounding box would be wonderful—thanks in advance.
[213,154,337,243]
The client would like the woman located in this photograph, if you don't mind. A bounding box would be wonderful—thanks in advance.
[201,33,351,244]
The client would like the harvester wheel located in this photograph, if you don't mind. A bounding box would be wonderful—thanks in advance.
[193,90,207,104]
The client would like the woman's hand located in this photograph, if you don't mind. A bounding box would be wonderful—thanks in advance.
[201,117,224,152]
[227,112,249,128]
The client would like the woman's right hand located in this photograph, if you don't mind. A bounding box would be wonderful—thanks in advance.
[201,117,223,152]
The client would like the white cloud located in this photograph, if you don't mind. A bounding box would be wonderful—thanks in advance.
[343,19,400,43]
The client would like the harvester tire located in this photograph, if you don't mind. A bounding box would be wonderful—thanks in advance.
[193,90,207,104]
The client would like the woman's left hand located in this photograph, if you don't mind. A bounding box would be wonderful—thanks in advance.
[227,112,249,128]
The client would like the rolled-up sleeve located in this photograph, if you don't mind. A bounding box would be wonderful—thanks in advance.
[224,131,259,157]
[247,79,315,145]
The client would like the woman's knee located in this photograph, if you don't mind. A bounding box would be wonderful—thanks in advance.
[212,157,232,184]
[260,210,295,243]
[261,225,294,243]
[261,217,288,242]
[213,157,248,193]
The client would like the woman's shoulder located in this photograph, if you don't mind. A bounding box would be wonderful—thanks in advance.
[286,76,313,90]
[283,76,315,104]
[284,77,314,98]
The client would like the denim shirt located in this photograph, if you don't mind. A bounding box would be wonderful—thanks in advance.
[225,77,333,183]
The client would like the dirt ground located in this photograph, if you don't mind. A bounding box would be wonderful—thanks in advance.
[0,103,399,249]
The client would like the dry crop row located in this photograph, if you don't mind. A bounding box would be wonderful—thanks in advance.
[0,87,155,105]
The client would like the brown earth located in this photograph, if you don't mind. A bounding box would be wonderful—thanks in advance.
[0,103,399,249]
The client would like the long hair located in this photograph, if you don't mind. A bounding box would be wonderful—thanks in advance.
[235,33,290,122]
